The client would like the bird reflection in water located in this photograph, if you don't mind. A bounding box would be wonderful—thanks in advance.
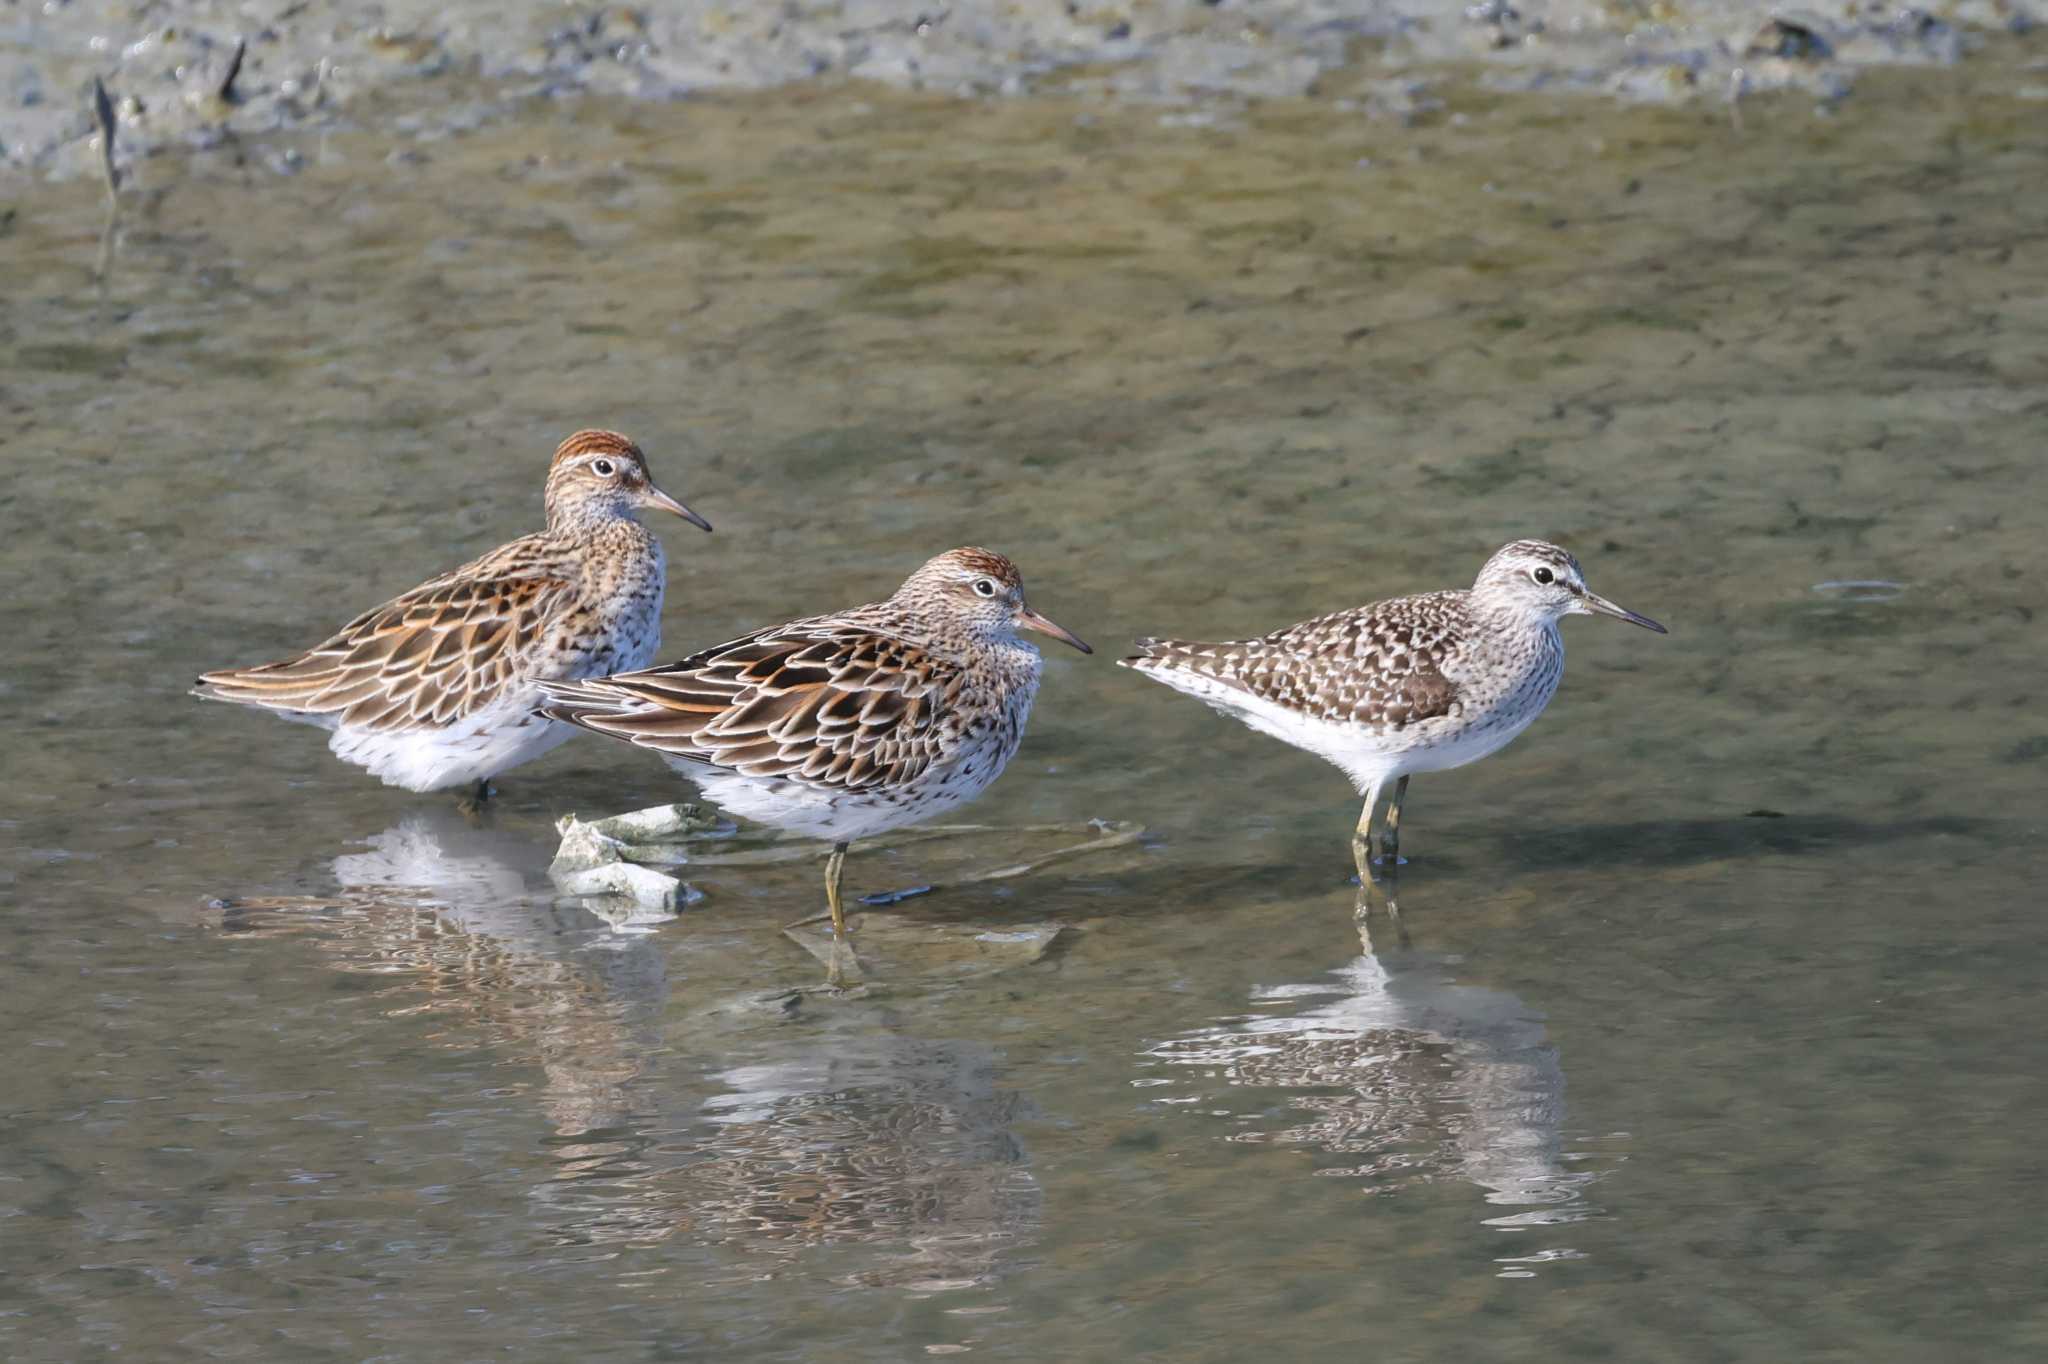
[215,808,669,1138]
[1139,924,1616,1263]
[212,810,1038,1288]
[536,1037,1040,1290]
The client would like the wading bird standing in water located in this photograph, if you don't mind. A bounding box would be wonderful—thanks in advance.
[195,430,710,806]
[1120,540,1665,887]
[536,548,1090,973]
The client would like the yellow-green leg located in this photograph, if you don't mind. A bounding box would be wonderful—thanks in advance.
[1352,777,1409,940]
[1378,776,1409,867]
[1356,874,1408,949]
[824,841,850,938]
[1351,777,1384,890]
[822,841,862,987]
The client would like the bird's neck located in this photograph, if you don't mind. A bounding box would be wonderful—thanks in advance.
[1467,594,1562,651]
[544,498,635,539]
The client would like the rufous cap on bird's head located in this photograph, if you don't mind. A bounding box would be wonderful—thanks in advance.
[895,547,1092,654]
[542,428,711,534]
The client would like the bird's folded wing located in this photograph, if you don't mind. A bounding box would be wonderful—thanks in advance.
[195,567,576,730]
[1130,622,1460,730]
[537,622,960,791]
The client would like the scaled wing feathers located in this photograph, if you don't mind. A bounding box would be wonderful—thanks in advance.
[1124,597,1464,730]
[194,556,577,731]
[537,621,960,791]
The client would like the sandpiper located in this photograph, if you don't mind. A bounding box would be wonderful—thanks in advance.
[535,547,1090,943]
[1120,540,1664,884]
[194,429,711,801]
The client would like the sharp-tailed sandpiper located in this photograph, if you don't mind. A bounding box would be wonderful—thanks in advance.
[195,429,710,802]
[535,547,1090,945]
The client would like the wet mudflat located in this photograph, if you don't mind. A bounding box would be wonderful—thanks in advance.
[3,51,2047,1361]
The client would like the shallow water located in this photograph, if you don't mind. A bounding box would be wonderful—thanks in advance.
[5,57,2048,1361]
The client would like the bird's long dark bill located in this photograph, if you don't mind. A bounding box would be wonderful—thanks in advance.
[1018,607,1093,654]
[643,486,713,532]
[1583,590,1667,634]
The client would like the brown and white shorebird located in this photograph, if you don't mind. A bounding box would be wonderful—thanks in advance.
[194,430,710,802]
[1120,540,1665,884]
[534,547,1091,940]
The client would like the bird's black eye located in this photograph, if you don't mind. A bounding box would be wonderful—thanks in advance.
[1532,566,1555,585]
[972,578,999,598]
[591,459,615,476]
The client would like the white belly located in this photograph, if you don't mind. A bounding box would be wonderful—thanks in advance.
[1153,668,1551,796]
[1323,706,1543,789]
[326,598,664,794]
[331,700,578,792]
[664,727,1021,844]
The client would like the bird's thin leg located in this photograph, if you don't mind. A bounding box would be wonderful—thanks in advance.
[820,841,864,988]
[455,777,494,817]
[1355,853,1408,942]
[1378,858,1406,941]
[1375,776,1409,944]
[824,841,850,938]
[1351,777,1385,894]
[1378,776,1409,867]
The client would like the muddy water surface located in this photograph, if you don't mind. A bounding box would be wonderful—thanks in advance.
[4,58,2047,1360]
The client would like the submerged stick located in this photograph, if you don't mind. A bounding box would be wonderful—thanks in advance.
[217,37,247,103]
[91,76,119,200]
[946,820,1145,885]
[686,820,1142,868]
[779,821,1144,932]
